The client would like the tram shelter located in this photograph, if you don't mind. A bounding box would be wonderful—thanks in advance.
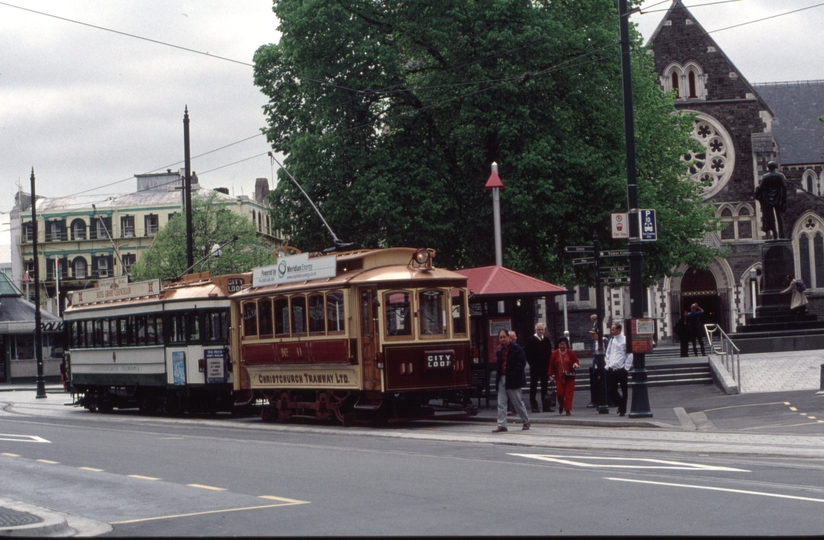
[455,266,566,407]
[0,272,63,384]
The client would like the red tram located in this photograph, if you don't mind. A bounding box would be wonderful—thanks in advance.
[230,247,477,423]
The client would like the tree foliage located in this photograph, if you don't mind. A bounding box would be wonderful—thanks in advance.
[129,191,276,282]
[254,0,720,284]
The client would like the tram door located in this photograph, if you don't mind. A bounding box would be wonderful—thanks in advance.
[359,287,381,391]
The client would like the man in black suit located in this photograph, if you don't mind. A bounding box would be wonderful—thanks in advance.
[525,322,553,412]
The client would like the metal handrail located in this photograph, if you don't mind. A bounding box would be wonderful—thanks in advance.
[704,324,741,389]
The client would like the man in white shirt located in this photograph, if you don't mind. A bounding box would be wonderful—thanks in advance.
[604,323,632,416]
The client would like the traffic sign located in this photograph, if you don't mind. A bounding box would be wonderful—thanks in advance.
[603,277,630,286]
[565,246,594,253]
[572,257,595,266]
[640,209,657,241]
[611,213,629,239]
[603,265,630,273]
[600,250,629,257]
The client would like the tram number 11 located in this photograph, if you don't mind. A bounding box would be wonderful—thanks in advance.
[425,350,454,370]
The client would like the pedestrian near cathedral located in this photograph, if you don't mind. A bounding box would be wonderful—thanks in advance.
[674,310,689,358]
[492,329,530,432]
[781,275,808,314]
[686,303,705,357]
[525,322,553,413]
[549,337,579,416]
[605,323,631,416]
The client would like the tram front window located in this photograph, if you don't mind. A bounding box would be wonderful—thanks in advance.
[419,290,446,336]
[385,292,411,336]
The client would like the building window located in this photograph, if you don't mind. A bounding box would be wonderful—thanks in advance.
[683,113,735,199]
[97,258,109,278]
[93,217,111,240]
[578,286,590,301]
[122,254,136,276]
[144,215,158,236]
[22,223,33,243]
[717,204,754,241]
[670,71,680,98]
[71,219,87,240]
[738,207,752,239]
[47,221,64,242]
[802,170,818,196]
[121,216,135,238]
[73,258,87,280]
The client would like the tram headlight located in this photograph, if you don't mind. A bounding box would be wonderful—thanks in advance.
[411,248,434,270]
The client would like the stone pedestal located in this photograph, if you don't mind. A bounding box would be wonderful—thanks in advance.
[755,239,793,318]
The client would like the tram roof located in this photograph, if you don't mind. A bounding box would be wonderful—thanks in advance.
[233,247,468,297]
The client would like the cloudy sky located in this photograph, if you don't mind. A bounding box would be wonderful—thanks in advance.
[1,0,822,225]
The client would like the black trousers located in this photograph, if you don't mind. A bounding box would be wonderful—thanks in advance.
[529,360,549,410]
[607,368,628,414]
[690,331,705,356]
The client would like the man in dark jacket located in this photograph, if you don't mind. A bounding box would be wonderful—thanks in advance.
[493,329,531,432]
[525,322,553,413]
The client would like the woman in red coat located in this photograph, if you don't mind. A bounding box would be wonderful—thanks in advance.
[549,337,580,415]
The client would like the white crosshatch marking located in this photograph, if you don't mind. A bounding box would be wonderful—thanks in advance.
[510,454,749,472]
[0,434,51,443]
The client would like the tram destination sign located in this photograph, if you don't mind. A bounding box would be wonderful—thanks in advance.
[70,278,163,306]
[253,253,337,287]
[425,350,455,370]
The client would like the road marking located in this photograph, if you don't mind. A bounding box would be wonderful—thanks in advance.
[2,453,20,457]
[128,474,160,481]
[159,437,185,440]
[259,495,310,504]
[79,467,104,472]
[703,402,788,413]
[0,434,50,443]
[37,459,59,464]
[188,484,226,491]
[740,421,824,431]
[109,499,310,525]
[608,477,824,503]
[790,407,798,411]
[510,454,748,472]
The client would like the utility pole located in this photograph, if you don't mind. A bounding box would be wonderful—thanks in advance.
[184,106,194,271]
[30,168,46,399]
[618,0,651,417]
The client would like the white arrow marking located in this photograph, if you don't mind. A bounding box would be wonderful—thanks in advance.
[510,454,748,472]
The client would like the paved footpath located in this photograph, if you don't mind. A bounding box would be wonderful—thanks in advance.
[2,348,824,535]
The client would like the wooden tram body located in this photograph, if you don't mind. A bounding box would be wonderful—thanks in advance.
[231,247,476,423]
[64,273,248,414]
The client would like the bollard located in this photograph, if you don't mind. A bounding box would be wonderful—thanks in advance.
[818,365,824,395]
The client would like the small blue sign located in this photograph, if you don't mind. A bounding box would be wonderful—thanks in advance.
[172,351,186,386]
[640,209,657,241]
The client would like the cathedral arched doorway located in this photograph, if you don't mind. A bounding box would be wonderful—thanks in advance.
[680,268,724,332]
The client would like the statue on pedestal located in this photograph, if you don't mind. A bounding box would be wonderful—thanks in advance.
[755,161,787,240]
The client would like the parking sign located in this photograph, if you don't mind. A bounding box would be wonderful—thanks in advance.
[640,209,657,241]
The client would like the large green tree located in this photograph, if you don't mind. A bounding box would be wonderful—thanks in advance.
[129,191,276,282]
[254,0,720,284]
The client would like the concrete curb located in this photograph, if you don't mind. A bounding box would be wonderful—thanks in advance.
[0,498,111,537]
[708,354,739,394]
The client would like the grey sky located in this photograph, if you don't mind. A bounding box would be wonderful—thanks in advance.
[1,1,821,229]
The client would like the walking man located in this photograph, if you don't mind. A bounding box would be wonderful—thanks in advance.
[605,323,631,417]
[686,303,706,357]
[493,329,531,432]
[525,322,553,412]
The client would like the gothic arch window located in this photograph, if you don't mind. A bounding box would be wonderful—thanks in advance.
[798,215,824,288]
[802,169,818,196]
[716,204,753,241]
[662,62,706,100]
[682,112,735,199]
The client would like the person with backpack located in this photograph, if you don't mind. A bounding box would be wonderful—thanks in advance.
[781,275,808,314]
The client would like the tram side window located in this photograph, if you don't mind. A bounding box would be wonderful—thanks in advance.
[100,319,110,347]
[385,291,412,337]
[72,321,84,348]
[258,299,273,338]
[243,301,257,338]
[204,310,228,342]
[118,317,129,346]
[187,312,200,342]
[169,313,186,343]
[292,295,307,335]
[136,316,147,345]
[274,297,290,336]
[84,321,95,347]
[146,315,158,345]
[419,290,446,336]
[451,289,467,336]
[308,294,325,334]
[154,315,164,345]
[327,291,345,334]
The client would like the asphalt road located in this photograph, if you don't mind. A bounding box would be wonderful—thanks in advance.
[2,388,824,536]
